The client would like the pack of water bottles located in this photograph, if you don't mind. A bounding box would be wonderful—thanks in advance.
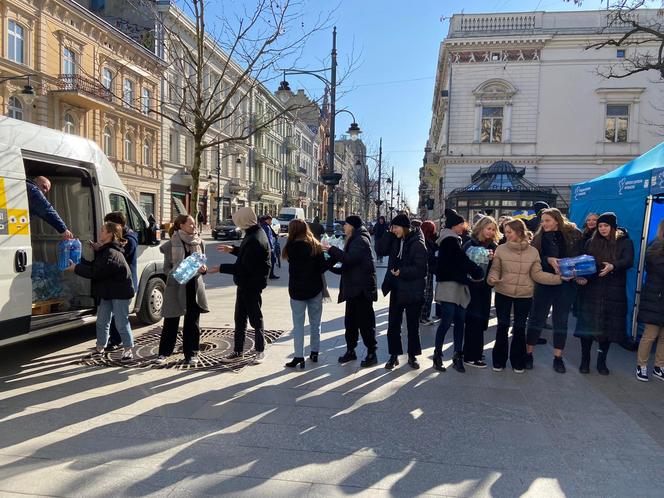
[466,245,491,278]
[172,252,207,284]
[57,239,82,270]
[32,261,63,301]
[558,255,597,278]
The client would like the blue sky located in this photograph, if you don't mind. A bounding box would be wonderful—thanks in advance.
[207,0,615,211]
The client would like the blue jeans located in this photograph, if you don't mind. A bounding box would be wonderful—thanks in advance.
[97,299,134,348]
[434,301,466,354]
[290,293,322,358]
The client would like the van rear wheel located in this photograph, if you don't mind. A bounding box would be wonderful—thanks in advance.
[137,277,165,324]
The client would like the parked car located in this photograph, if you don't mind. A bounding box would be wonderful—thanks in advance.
[212,219,242,240]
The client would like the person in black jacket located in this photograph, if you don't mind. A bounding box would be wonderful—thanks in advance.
[433,209,484,373]
[574,212,634,375]
[373,216,388,264]
[375,213,428,370]
[65,221,135,360]
[419,221,438,325]
[216,207,271,363]
[636,219,664,381]
[327,215,378,367]
[462,216,499,368]
[526,208,584,373]
[308,217,325,241]
[282,219,329,368]
[525,200,549,234]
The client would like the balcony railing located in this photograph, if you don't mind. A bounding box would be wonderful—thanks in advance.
[55,74,112,102]
[457,14,537,33]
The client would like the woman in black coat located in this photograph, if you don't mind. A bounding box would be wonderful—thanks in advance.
[327,216,378,367]
[65,221,135,360]
[636,219,664,381]
[376,214,428,370]
[462,216,499,368]
[575,212,634,375]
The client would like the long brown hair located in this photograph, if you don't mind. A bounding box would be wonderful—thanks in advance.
[532,208,579,251]
[282,219,322,260]
[587,225,621,263]
[505,218,532,242]
[103,221,127,246]
[169,214,192,237]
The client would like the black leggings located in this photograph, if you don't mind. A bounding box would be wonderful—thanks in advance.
[580,337,610,360]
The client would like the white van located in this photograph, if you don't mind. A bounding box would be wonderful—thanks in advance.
[0,117,166,347]
[277,207,305,233]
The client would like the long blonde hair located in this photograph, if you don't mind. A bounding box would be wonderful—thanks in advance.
[471,216,500,244]
[282,219,322,260]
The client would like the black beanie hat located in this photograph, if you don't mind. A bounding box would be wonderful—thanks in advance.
[345,215,363,230]
[444,208,465,229]
[533,201,549,213]
[597,212,617,230]
[391,214,410,228]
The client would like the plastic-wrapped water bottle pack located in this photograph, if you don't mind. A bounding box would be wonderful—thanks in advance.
[32,262,64,301]
[172,252,207,284]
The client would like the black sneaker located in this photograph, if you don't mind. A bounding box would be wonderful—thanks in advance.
[360,352,378,368]
[385,355,399,370]
[452,353,465,373]
[636,365,649,382]
[553,356,566,374]
[464,359,487,369]
[338,350,357,364]
[86,349,105,359]
[221,351,244,363]
[105,343,121,352]
[525,353,534,370]
[432,352,446,372]
[653,366,664,381]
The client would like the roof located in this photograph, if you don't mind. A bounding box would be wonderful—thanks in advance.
[450,160,552,194]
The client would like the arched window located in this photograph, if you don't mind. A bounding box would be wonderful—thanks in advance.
[7,96,23,120]
[63,113,76,134]
[124,132,134,162]
[472,79,517,144]
[143,138,152,166]
[103,126,113,156]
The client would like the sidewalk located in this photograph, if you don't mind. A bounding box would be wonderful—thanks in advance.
[1,247,664,497]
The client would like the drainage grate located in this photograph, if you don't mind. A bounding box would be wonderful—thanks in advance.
[78,327,285,372]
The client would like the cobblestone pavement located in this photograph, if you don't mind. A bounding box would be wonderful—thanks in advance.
[1,238,664,497]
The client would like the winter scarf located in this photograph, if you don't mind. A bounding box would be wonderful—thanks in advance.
[171,230,203,267]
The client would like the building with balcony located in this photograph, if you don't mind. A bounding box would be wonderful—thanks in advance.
[426,8,664,222]
[1,0,164,218]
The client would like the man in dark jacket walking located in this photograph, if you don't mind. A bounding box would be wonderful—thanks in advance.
[373,216,387,264]
[327,215,378,367]
[308,216,325,241]
[102,212,139,350]
[217,207,271,363]
[26,176,73,239]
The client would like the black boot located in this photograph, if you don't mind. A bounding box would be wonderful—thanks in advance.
[579,356,590,374]
[453,352,465,373]
[525,353,534,370]
[407,355,420,369]
[553,356,566,374]
[385,354,399,370]
[432,351,446,372]
[361,352,378,367]
[597,350,610,375]
[338,350,357,364]
[285,357,305,369]
[309,351,319,363]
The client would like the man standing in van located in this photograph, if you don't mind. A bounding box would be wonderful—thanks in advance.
[26,176,73,239]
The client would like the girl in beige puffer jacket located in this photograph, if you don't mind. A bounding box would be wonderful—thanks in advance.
[487,219,562,372]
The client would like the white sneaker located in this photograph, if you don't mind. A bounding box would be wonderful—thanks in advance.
[154,355,167,365]
[121,349,133,361]
[653,366,664,381]
[513,368,525,374]
[492,366,504,372]
[636,365,649,382]
[253,351,265,364]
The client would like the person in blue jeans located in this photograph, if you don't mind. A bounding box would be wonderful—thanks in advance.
[66,221,135,361]
[281,219,330,368]
[433,209,483,373]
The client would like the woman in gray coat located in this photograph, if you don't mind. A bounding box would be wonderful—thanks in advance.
[156,214,209,366]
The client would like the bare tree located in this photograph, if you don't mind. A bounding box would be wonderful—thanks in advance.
[566,1,664,79]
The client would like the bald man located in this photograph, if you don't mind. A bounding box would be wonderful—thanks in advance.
[26,176,73,239]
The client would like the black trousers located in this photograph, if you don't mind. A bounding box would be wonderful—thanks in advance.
[463,314,486,362]
[386,293,422,356]
[158,281,201,360]
[493,293,532,370]
[345,295,377,353]
[526,283,576,350]
[234,287,265,353]
[580,337,611,360]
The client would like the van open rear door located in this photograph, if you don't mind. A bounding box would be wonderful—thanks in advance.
[0,145,32,339]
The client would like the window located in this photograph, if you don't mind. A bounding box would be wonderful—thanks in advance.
[63,113,76,134]
[169,131,179,163]
[124,132,135,161]
[102,68,113,90]
[7,96,23,120]
[616,49,626,58]
[481,106,503,143]
[123,78,134,107]
[605,104,629,143]
[143,138,152,166]
[63,47,76,75]
[139,193,155,218]
[141,88,151,115]
[185,137,193,166]
[103,126,113,156]
[8,20,25,64]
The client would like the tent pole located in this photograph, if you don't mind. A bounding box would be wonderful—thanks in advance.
[632,194,654,339]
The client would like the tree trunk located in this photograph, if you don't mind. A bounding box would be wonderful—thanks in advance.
[190,138,203,221]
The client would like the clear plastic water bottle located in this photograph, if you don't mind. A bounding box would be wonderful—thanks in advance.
[173,252,207,284]
[69,239,82,265]
[57,240,70,270]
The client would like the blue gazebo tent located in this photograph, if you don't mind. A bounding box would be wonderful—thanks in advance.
[570,141,664,339]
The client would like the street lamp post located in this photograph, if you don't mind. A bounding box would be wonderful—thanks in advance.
[216,145,221,225]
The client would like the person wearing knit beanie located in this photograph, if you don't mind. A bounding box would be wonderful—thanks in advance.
[444,208,465,229]
[596,212,617,230]
[391,213,410,228]
[345,215,363,230]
